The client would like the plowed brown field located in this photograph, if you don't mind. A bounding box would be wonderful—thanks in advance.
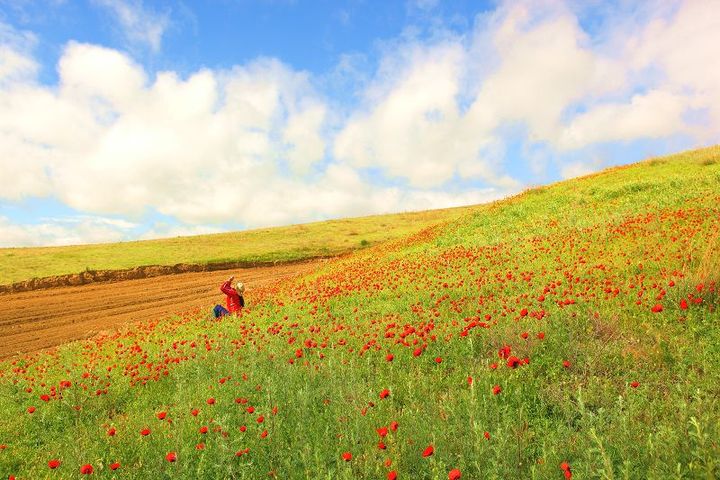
[0,260,323,360]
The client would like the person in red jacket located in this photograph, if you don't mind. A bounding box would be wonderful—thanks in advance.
[213,275,245,318]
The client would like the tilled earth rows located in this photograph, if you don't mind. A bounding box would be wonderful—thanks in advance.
[0,261,322,359]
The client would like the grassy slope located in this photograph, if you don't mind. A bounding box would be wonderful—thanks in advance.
[0,146,718,479]
[0,206,480,285]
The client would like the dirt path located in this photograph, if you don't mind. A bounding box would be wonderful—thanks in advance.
[0,260,323,360]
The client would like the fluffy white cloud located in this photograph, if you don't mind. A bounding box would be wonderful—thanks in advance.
[1,0,719,247]
[0,215,135,247]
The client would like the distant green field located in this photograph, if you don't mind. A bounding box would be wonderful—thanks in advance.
[0,206,482,285]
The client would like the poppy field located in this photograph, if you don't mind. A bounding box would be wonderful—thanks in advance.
[1,146,719,479]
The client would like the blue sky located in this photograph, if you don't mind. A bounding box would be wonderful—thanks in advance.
[0,0,718,246]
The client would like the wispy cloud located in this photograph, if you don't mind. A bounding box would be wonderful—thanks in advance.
[93,0,170,52]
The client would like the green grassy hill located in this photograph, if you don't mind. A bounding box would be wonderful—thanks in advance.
[0,206,480,286]
[0,145,718,479]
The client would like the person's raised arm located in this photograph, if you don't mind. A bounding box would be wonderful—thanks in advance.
[220,276,234,294]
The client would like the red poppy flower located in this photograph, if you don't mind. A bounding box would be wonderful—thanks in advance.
[80,464,93,474]
[260,430,268,438]
[651,304,663,313]
[239,425,247,432]
[166,452,177,462]
[110,462,120,471]
[680,299,688,310]
[257,415,265,424]
[107,427,116,436]
[630,381,640,388]
[378,441,387,450]
[435,357,443,363]
[140,428,151,436]
[506,356,521,368]
[377,427,388,437]
[48,459,61,469]
[157,411,167,420]
[379,389,390,399]
[492,385,501,395]
[386,353,394,362]
[40,394,50,402]
[342,452,352,461]
[196,443,205,450]
[388,471,398,480]
[484,431,490,440]
[448,469,462,480]
[206,398,216,405]
[389,421,399,431]
[27,406,36,414]
[537,332,545,340]
[191,409,199,416]
[563,360,571,368]
[199,426,209,434]
[422,445,434,457]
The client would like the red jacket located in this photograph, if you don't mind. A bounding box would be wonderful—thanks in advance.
[220,280,244,313]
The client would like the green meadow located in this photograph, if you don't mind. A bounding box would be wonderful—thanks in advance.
[0,145,718,479]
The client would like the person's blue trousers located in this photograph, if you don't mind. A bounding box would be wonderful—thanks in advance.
[213,304,230,318]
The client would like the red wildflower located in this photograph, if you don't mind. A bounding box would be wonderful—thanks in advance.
[413,348,422,357]
[239,425,247,432]
[651,304,663,313]
[166,452,177,462]
[422,445,434,457]
[506,356,521,368]
[378,441,387,450]
[680,299,688,310]
[520,308,528,317]
[492,385,502,395]
[107,427,116,436]
[260,430,268,438]
[563,360,571,368]
[490,363,498,370]
[257,415,265,424]
[520,332,529,339]
[199,426,209,434]
[630,381,640,388]
[157,411,167,420]
[191,409,199,416]
[27,406,36,414]
[388,471,398,480]
[560,461,572,478]
[484,431,490,440]
[110,462,120,471]
[48,459,61,469]
[379,389,390,399]
[196,443,205,450]
[377,426,388,437]
[80,464,93,474]
[435,357,443,363]
[537,332,545,340]
[498,345,511,359]
[467,376,473,385]
[389,421,399,431]
[386,353,394,362]
[342,452,352,461]
[40,394,50,402]
[449,469,462,480]
[206,398,216,405]
[140,428,151,436]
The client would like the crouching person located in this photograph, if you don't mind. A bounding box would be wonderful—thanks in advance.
[213,275,245,318]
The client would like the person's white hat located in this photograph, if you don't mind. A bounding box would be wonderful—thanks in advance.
[235,282,245,294]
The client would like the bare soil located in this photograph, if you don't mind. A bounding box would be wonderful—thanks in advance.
[0,260,323,360]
